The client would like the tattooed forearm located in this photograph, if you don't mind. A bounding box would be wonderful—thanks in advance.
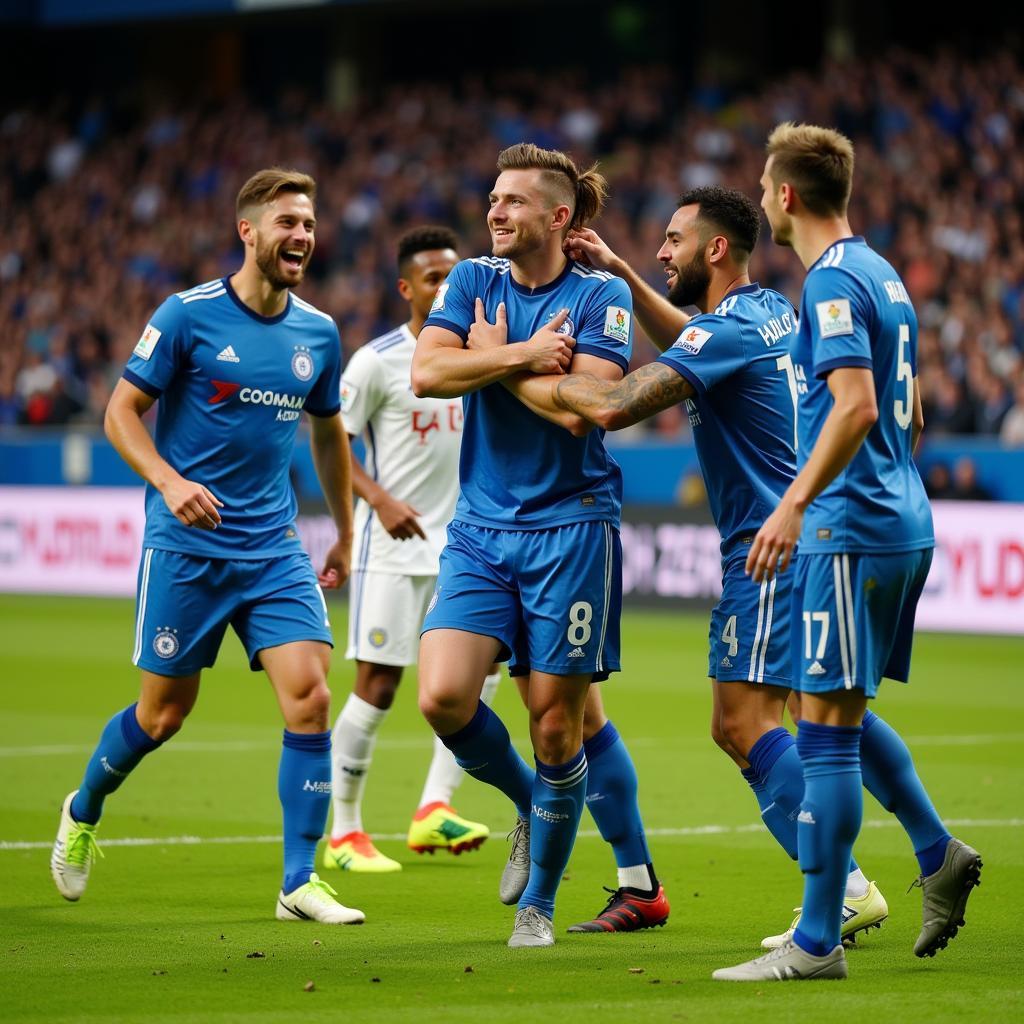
[555,363,694,430]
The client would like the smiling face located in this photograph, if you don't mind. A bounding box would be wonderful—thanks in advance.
[656,205,712,308]
[242,191,316,290]
[487,168,569,261]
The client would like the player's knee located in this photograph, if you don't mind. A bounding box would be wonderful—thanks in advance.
[532,708,577,764]
[361,677,399,710]
[286,680,331,731]
[710,713,732,754]
[142,704,190,742]
[418,683,471,733]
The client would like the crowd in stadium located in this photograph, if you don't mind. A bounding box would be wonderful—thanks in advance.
[2,47,1022,443]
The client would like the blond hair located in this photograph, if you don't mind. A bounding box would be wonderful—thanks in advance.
[236,167,317,220]
[496,143,607,231]
[766,123,855,217]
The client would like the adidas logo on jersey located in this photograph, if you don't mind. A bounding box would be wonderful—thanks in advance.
[807,660,827,676]
[798,810,816,825]
[217,345,240,362]
[567,646,586,658]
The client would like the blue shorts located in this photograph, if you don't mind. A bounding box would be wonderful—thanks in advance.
[708,551,792,687]
[422,519,622,681]
[132,548,333,676]
[791,549,933,697]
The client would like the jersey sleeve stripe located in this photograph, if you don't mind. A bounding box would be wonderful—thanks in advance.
[813,354,872,378]
[292,296,335,323]
[425,317,468,342]
[122,368,162,398]
[572,343,629,372]
[177,279,223,298]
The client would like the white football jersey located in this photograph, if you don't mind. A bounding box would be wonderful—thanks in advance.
[341,324,463,575]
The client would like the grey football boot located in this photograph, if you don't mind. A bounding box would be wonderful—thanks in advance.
[713,940,847,981]
[913,837,982,957]
[508,905,554,948]
[499,815,530,905]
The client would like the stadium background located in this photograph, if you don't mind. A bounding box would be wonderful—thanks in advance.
[0,4,1022,1021]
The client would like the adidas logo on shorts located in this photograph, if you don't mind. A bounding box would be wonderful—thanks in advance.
[807,660,827,676]
[567,647,586,658]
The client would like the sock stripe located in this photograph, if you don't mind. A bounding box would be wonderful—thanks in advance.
[132,547,154,665]
[539,760,588,788]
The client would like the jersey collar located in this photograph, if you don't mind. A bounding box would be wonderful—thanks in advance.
[223,275,293,325]
[727,283,761,296]
[809,236,866,272]
[507,259,574,296]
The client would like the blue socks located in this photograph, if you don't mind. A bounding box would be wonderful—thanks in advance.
[741,764,799,860]
[279,730,332,895]
[440,702,533,818]
[747,727,806,859]
[70,704,162,825]
[860,710,952,876]
[792,721,863,957]
[583,721,652,874]
[520,748,588,918]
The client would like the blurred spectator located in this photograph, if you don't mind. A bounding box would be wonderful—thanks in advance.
[0,49,1022,439]
[925,462,956,499]
[950,456,993,501]
[999,376,1024,446]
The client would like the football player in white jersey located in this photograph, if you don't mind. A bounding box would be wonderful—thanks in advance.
[322,227,499,873]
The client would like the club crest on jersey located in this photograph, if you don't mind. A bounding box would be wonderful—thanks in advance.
[430,283,450,313]
[291,346,314,381]
[368,627,387,649]
[815,298,854,338]
[153,627,179,659]
[673,325,712,354]
[547,310,575,337]
[133,324,161,360]
[603,305,630,343]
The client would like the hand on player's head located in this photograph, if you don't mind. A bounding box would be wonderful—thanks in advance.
[564,228,617,271]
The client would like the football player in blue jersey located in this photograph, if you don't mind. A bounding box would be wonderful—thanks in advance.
[555,185,885,944]
[412,143,664,948]
[713,124,981,981]
[50,169,364,925]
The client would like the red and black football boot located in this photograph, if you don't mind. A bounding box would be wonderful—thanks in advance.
[566,884,670,933]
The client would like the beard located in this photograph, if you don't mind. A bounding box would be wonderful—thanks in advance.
[666,250,712,308]
[255,235,302,290]
[491,221,545,262]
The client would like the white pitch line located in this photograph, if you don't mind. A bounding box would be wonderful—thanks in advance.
[3,817,1020,852]
[1,733,1021,758]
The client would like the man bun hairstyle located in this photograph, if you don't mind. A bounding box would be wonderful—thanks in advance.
[236,167,317,220]
[765,123,855,217]
[496,143,608,231]
[677,185,761,263]
[397,225,460,275]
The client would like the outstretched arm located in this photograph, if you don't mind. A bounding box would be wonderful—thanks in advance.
[566,228,689,351]
[554,361,695,431]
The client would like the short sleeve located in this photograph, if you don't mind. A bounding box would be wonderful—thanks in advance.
[422,259,477,342]
[804,267,873,379]
[339,345,386,436]
[122,296,191,398]
[573,276,633,372]
[305,324,344,418]
[656,314,744,394]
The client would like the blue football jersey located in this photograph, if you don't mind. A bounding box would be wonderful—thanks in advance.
[123,277,343,559]
[657,284,799,558]
[424,257,633,529]
[792,237,933,553]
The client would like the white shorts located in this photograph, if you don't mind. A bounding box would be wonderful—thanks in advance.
[346,570,436,666]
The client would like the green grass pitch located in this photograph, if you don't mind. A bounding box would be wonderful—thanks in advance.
[1,594,1021,1022]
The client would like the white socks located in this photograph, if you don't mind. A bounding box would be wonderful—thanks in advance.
[329,693,388,839]
[418,671,502,809]
[845,867,870,900]
[617,864,655,892]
